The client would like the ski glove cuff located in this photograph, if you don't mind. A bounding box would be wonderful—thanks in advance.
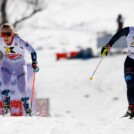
[31,52,37,64]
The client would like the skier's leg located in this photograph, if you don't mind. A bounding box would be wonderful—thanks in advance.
[16,68,27,98]
[21,97,31,115]
[125,71,134,105]
[124,57,134,118]
[124,71,134,118]
[14,60,31,115]
[1,89,10,112]
[124,57,134,105]
[1,60,12,90]
[1,60,13,113]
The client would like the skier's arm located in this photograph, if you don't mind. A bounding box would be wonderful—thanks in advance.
[101,27,129,56]
[22,41,37,63]
[108,27,129,47]
[24,42,39,71]
[19,37,39,71]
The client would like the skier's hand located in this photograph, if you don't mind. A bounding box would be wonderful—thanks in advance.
[101,44,111,57]
[32,63,39,72]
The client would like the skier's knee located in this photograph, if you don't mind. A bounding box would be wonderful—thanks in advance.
[1,67,11,75]
[17,72,26,80]
[125,73,134,89]
[125,73,134,83]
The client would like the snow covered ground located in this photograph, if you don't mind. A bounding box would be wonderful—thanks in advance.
[1,55,133,134]
[1,0,134,134]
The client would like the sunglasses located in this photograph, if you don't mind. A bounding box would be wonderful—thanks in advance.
[1,32,12,37]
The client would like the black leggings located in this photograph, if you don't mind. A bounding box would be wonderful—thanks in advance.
[124,56,134,105]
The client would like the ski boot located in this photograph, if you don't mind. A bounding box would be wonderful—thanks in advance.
[1,89,11,115]
[21,97,32,116]
[123,105,134,119]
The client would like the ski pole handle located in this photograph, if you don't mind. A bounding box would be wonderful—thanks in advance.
[90,56,104,80]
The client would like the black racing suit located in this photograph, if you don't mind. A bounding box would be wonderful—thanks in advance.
[108,27,134,105]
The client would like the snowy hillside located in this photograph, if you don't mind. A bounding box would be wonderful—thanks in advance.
[20,0,134,53]
[1,0,134,134]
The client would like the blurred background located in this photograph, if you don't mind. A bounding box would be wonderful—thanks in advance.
[0,0,134,133]
[0,0,133,56]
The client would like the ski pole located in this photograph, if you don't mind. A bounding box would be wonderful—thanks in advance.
[90,56,104,80]
[31,72,36,109]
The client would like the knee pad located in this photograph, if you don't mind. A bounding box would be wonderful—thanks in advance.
[1,89,10,96]
[21,97,29,103]
[125,73,134,82]
[125,73,134,90]
[1,89,10,102]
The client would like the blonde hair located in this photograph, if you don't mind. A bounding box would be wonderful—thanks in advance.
[0,23,18,35]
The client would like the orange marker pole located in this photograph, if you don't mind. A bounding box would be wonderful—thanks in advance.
[31,72,36,109]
